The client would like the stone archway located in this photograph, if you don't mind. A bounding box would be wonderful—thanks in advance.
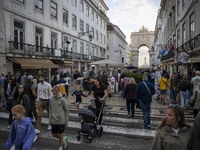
[130,26,154,68]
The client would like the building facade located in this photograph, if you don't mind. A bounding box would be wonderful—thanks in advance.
[155,0,200,75]
[106,22,127,65]
[0,0,109,78]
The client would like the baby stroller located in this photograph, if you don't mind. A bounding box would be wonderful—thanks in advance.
[76,99,104,142]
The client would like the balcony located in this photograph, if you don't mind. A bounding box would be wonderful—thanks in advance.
[8,41,104,61]
[176,34,200,56]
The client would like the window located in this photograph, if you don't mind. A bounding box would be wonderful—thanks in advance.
[182,0,186,9]
[80,42,84,54]
[182,22,186,43]
[80,20,84,32]
[91,27,94,38]
[103,35,105,44]
[63,36,69,51]
[177,29,180,45]
[103,21,106,30]
[189,12,195,39]
[100,33,102,43]
[71,0,77,7]
[51,32,57,49]
[51,1,57,19]
[177,0,180,16]
[91,10,94,21]
[86,24,89,36]
[100,18,102,27]
[63,9,68,25]
[72,39,77,52]
[86,44,90,55]
[14,20,24,50]
[86,5,89,17]
[35,0,43,12]
[96,14,98,24]
[91,46,95,56]
[35,27,43,52]
[96,30,98,41]
[96,47,98,56]
[79,0,84,12]
[72,15,77,30]
[16,0,24,4]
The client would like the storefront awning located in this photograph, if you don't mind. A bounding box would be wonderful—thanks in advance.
[9,57,58,69]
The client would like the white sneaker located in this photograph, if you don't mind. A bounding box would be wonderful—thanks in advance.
[33,135,38,142]
[58,146,63,150]
[35,129,40,134]
[47,125,52,130]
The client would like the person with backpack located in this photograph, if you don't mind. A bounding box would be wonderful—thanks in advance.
[179,74,191,109]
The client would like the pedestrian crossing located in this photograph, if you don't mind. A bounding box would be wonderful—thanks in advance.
[0,98,195,143]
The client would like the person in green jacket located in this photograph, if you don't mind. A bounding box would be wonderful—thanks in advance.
[49,86,69,150]
[191,112,200,150]
[151,104,192,150]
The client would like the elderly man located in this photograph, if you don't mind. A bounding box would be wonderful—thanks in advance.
[137,75,155,129]
[191,70,200,93]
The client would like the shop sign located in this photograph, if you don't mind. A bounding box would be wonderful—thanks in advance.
[178,51,189,63]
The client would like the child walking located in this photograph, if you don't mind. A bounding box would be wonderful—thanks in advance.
[6,104,36,150]
[49,86,69,150]
[71,85,87,110]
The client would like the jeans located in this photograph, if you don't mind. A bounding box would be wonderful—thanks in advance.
[140,101,151,129]
[180,90,189,108]
[170,89,177,103]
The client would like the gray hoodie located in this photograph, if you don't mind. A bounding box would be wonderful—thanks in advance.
[49,93,69,125]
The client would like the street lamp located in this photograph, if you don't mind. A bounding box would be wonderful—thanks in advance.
[78,31,93,41]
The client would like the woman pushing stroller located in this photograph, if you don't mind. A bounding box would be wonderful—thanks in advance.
[90,77,108,125]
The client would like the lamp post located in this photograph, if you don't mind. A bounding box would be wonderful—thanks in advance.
[78,31,93,41]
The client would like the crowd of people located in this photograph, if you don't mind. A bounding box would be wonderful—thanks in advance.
[0,68,200,150]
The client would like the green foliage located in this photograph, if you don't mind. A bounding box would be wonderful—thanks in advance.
[125,72,143,83]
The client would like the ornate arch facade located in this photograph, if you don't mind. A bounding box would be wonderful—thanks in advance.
[130,26,155,67]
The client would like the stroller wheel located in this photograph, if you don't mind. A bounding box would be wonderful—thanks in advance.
[76,134,80,141]
[99,126,103,136]
[88,136,92,143]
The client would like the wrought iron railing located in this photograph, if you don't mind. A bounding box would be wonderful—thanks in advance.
[161,34,200,62]
[8,41,104,61]
[175,34,200,55]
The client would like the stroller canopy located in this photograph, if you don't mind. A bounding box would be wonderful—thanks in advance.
[78,107,96,119]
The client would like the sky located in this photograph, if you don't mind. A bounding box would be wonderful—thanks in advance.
[104,0,161,66]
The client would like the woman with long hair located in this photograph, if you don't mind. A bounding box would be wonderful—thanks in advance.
[7,84,30,130]
[151,104,192,150]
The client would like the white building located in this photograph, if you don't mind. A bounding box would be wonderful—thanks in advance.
[0,0,109,77]
[106,22,127,65]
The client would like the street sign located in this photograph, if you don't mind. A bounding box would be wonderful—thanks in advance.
[178,51,189,63]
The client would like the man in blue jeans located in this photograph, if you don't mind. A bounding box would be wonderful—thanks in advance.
[137,75,155,129]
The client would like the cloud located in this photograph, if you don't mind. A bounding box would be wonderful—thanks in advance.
[104,0,160,43]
